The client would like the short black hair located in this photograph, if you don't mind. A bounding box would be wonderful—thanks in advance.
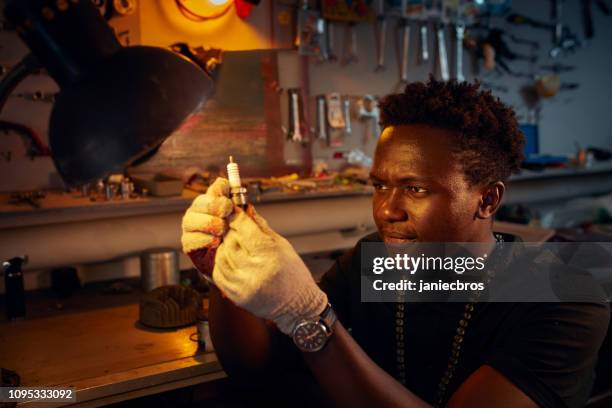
[378,76,524,186]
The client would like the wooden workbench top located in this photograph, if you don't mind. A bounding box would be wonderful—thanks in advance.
[0,303,224,406]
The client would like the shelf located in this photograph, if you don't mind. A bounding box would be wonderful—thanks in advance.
[509,161,612,182]
[1,161,611,230]
[0,186,374,229]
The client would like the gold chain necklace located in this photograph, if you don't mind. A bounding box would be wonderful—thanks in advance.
[393,234,505,407]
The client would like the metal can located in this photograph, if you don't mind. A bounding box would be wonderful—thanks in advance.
[140,249,180,292]
[197,318,214,352]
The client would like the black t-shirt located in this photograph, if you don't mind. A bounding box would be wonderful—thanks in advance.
[319,233,611,408]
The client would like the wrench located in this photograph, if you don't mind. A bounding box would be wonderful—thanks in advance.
[342,23,358,65]
[326,20,338,62]
[420,21,430,62]
[316,95,328,141]
[400,22,411,82]
[343,97,352,135]
[288,89,304,142]
[437,23,450,81]
[455,23,465,81]
[399,0,411,83]
[375,0,387,71]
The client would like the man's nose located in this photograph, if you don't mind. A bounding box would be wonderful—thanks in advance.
[380,188,408,222]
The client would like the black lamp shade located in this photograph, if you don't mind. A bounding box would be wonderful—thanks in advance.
[4,0,214,185]
[50,46,213,185]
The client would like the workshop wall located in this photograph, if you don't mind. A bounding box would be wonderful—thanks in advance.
[292,0,612,167]
[1,0,611,192]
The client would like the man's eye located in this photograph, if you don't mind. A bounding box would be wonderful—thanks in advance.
[373,183,389,191]
[405,186,427,194]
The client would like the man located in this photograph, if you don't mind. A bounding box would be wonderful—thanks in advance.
[182,78,609,407]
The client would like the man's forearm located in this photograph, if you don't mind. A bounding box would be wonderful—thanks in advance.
[302,321,430,408]
[208,285,276,378]
[209,284,320,402]
[210,280,428,406]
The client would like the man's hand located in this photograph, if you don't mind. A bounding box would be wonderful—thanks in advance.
[181,177,328,336]
[182,177,234,273]
[213,206,328,335]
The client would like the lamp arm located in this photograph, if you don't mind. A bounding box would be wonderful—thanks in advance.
[0,53,42,114]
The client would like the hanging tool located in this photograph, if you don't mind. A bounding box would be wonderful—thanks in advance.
[506,12,580,58]
[416,0,431,64]
[581,0,612,39]
[318,18,330,62]
[288,88,306,143]
[375,0,387,71]
[296,0,326,58]
[341,23,359,65]
[486,29,538,63]
[540,6,582,61]
[582,0,595,39]
[316,95,328,142]
[419,18,429,63]
[320,0,371,66]
[358,95,381,139]
[431,0,452,81]
[548,30,581,57]
[343,97,352,135]
[551,0,564,47]
[454,23,465,81]
[326,20,338,62]
[464,25,537,77]
[326,93,346,129]
[436,22,450,81]
[399,0,411,83]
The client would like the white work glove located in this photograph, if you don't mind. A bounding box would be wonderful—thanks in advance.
[213,207,328,335]
[181,177,328,336]
[182,177,233,256]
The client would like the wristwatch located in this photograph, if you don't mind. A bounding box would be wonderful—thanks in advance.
[292,303,337,352]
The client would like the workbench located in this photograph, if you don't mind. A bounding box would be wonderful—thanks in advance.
[0,298,225,407]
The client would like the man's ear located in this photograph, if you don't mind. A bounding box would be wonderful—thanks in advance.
[476,181,505,219]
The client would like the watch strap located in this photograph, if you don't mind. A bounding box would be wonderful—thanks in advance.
[320,303,337,333]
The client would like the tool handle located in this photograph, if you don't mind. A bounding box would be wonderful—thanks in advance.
[376,17,387,70]
[400,23,410,82]
[420,23,429,62]
[582,0,595,39]
[437,25,449,81]
[455,24,465,81]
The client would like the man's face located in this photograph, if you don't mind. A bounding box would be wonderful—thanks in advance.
[371,124,487,244]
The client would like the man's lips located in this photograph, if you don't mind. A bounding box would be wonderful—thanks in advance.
[382,232,417,244]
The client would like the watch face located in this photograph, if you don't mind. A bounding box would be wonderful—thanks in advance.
[293,321,329,352]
